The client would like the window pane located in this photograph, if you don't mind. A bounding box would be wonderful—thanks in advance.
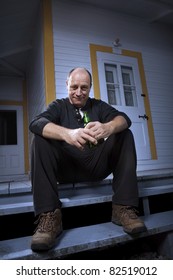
[0,110,17,145]
[105,64,121,105]
[105,71,114,83]
[107,84,116,104]
[121,66,137,107]
[124,86,135,106]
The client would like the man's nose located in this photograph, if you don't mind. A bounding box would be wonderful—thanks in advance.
[76,87,82,95]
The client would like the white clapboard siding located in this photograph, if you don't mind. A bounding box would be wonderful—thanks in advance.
[27,8,45,126]
[52,0,173,171]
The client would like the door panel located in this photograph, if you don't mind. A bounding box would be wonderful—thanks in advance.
[97,52,151,160]
[0,105,24,176]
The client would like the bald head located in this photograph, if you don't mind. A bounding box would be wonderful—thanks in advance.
[66,67,92,108]
[67,68,92,87]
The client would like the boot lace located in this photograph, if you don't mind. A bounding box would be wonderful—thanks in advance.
[121,206,139,220]
[34,212,56,233]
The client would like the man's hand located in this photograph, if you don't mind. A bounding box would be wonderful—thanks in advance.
[65,128,97,150]
[85,116,128,140]
[85,121,112,140]
[42,123,97,150]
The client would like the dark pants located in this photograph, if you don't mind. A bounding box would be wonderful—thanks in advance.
[31,129,139,216]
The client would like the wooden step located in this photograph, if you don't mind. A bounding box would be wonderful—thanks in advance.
[0,183,173,216]
[0,210,173,260]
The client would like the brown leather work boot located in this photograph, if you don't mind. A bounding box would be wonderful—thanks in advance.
[31,208,63,251]
[112,204,147,234]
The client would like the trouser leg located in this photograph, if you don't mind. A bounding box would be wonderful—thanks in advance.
[85,129,138,207]
[110,129,138,207]
[31,135,76,216]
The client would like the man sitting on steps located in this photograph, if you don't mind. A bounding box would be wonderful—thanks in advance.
[29,67,146,252]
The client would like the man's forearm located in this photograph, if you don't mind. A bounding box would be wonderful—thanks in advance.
[42,122,69,141]
[107,116,129,135]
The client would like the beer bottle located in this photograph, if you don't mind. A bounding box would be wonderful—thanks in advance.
[83,112,94,148]
[83,111,90,127]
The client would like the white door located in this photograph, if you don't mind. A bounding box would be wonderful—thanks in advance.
[0,105,25,176]
[97,52,151,160]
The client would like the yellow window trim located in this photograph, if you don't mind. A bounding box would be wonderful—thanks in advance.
[42,0,56,105]
[89,43,157,159]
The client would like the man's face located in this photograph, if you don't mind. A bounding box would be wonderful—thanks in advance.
[67,68,91,108]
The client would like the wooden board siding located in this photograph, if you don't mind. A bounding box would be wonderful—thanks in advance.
[27,4,45,126]
[51,0,173,171]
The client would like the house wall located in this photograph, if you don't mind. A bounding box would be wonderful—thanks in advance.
[0,77,23,101]
[52,0,173,172]
[26,3,46,172]
[27,3,46,133]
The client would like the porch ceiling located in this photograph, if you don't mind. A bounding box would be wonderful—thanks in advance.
[0,0,173,78]
[77,0,173,26]
[0,0,40,79]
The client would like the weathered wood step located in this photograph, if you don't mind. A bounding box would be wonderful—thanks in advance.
[0,183,173,216]
[0,210,173,260]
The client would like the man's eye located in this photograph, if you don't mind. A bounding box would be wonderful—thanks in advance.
[81,87,88,91]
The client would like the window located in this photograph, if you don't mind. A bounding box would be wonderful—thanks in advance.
[0,110,17,145]
[104,64,137,107]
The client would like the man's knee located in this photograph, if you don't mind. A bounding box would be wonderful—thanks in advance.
[31,134,42,147]
[124,129,135,143]
[110,129,135,145]
[31,135,56,160]
[32,134,52,149]
[112,129,136,157]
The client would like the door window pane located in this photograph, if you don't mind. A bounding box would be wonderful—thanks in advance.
[0,110,17,145]
[121,66,137,107]
[105,64,121,105]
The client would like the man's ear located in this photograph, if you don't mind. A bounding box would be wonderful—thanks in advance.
[66,80,68,88]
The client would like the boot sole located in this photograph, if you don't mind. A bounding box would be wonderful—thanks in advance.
[31,241,55,252]
[31,228,63,252]
[112,220,147,234]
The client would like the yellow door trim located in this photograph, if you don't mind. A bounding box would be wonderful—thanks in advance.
[90,44,112,99]
[42,0,56,105]
[89,43,157,159]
